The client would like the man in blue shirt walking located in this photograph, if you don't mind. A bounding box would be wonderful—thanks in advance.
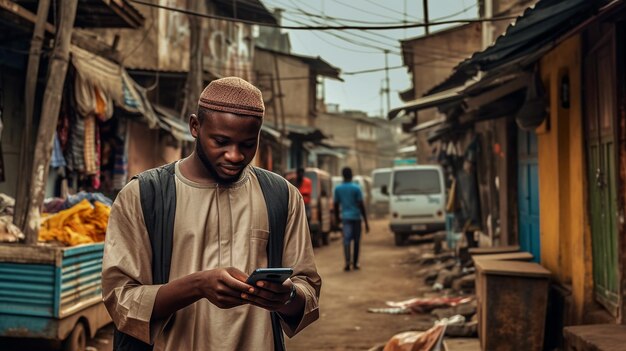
[334,167,369,271]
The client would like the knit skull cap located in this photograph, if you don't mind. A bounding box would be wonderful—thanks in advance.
[198,77,264,118]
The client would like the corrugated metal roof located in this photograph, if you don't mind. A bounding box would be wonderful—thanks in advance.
[428,0,596,95]
[213,0,277,25]
[15,0,144,28]
[256,47,342,81]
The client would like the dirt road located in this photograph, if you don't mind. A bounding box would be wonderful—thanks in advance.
[286,218,479,351]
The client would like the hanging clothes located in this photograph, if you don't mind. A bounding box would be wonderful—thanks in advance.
[112,120,129,191]
[92,122,101,189]
[83,114,97,176]
[51,132,67,168]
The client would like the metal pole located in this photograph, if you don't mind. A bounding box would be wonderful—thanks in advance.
[423,0,430,35]
[384,50,391,117]
[273,55,287,168]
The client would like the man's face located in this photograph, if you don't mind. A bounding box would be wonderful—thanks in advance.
[191,109,262,184]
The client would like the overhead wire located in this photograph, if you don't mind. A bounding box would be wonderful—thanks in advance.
[128,0,518,31]
[276,0,484,61]
[361,0,422,20]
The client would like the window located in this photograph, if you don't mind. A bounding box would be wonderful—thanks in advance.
[393,170,441,195]
[373,172,390,188]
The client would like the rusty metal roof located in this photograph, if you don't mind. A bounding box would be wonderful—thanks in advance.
[14,0,145,28]
[256,47,342,81]
[213,0,277,25]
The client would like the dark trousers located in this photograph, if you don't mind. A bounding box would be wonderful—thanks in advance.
[342,219,362,265]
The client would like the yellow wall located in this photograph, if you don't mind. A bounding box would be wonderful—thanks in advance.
[537,35,593,323]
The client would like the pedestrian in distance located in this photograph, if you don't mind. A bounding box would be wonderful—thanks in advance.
[102,77,321,351]
[294,167,313,221]
[334,167,370,271]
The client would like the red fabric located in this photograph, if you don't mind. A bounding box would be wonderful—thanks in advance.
[298,177,313,204]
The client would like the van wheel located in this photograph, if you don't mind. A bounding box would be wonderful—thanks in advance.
[394,233,407,246]
[63,321,86,351]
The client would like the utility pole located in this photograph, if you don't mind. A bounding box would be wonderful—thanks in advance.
[182,0,207,121]
[384,50,391,117]
[23,0,78,243]
[423,0,430,35]
[482,0,493,49]
[14,0,50,232]
[403,0,408,38]
[273,55,287,168]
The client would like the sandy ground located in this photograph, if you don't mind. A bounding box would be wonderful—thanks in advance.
[285,218,479,351]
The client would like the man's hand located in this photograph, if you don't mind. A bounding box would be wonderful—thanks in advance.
[242,279,294,312]
[196,267,253,309]
[365,222,370,233]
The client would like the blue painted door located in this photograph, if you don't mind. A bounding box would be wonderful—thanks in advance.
[518,130,540,261]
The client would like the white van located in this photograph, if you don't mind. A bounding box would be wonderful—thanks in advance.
[385,165,446,246]
[371,168,391,217]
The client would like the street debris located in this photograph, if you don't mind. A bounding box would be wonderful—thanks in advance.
[369,296,474,315]
[0,216,24,243]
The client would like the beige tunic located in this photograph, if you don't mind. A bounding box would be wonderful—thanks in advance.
[102,162,321,351]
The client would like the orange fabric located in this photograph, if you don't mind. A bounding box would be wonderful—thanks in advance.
[298,177,313,204]
[39,199,110,246]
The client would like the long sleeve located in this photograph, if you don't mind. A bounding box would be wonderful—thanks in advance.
[279,185,322,337]
[101,180,166,344]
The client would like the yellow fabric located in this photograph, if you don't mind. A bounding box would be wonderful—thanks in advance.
[39,199,110,246]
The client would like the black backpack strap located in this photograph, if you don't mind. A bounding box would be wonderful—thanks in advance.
[253,167,290,351]
[136,162,177,285]
[113,162,177,351]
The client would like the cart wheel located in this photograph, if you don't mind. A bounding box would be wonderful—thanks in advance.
[63,322,86,351]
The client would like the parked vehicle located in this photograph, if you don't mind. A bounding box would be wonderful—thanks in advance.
[384,165,446,246]
[0,243,110,351]
[371,168,392,217]
[286,168,333,247]
[353,175,372,215]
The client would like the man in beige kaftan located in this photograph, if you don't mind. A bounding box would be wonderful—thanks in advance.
[102,77,321,351]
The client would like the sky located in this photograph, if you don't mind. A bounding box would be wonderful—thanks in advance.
[260,0,480,118]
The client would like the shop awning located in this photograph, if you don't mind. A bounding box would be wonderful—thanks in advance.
[388,85,466,120]
[411,117,446,133]
[264,122,327,142]
[71,45,155,117]
[307,145,346,159]
[153,105,194,142]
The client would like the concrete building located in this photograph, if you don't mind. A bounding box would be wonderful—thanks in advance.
[316,109,398,176]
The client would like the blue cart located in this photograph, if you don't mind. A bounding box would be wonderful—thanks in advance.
[0,242,110,351]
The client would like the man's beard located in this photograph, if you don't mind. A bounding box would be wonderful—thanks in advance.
[195,142,243,185]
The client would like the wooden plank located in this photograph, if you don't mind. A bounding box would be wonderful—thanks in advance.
[0,0,55,33]
[0,244,60,264]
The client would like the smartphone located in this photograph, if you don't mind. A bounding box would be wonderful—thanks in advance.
[246,268,293,285]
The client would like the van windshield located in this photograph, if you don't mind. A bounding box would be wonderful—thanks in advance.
[393,170,441,195]
[373,172,390,188]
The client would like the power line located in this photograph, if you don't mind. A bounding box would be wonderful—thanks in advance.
[362,0,421,20]
[345,65,405,75]
[128,0,518,31]
[333,0,402,21]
